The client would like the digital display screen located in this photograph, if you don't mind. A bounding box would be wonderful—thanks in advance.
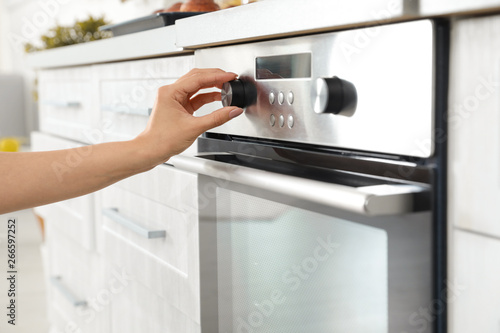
[256,53,312,80]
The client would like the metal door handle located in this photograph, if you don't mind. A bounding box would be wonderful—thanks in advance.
[102,207,166,239]
[169,154,430,216]
[101,105,153,116]
[50,276,87,307]
[42,100,81,108]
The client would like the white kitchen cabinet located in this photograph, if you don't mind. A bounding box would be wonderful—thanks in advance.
[107,265,200,333]
[448,15,500,238]
[45,225,108,333]
[35,53,201,332]
[449,229,500,333]
[96,164,201,327]
[31,132,96,251]
[448,14,500,332]
[38,67,98,144]
[95,56,195,144]
[31,131,107,332]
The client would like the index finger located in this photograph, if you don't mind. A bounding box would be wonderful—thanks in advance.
[177,69,238,96]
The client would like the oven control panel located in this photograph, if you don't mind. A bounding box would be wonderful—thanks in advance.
[223,76,357,117]
[195,19,436,158]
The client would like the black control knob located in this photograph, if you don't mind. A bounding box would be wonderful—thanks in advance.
[311,76,357,116]
[221,79,256,108]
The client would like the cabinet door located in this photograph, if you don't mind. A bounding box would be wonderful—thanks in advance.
[31,132,96,251]
[95,56,196,154]
[449,15,500,238]
[107,262,201,333]
[45,222,108,333]
[38,66,98,144]
[449,229,500,333]
[96,164,200,325]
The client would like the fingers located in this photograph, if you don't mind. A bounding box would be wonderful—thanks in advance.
[193,106,244,134]
[177,68,237,97]
[189,91,221,112]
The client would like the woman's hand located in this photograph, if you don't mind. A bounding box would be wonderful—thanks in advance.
[0,68,242,214]
[136,68,244,166]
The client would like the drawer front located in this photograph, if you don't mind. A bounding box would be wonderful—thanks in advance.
[95,56,195,142]
[38,67,97,144]
[42,198,94,251]
[108,273,201,333]
[114,163,198,212]
[98,173,200,322]
[46,226,106,333]
[31,132,95,250]
[100,185,190,274]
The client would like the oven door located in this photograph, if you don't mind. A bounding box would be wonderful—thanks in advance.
[170,153,433,333]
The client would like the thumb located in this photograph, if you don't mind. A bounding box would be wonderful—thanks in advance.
[194,107,244,133]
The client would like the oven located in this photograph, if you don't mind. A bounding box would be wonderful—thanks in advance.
[170,19,449,333]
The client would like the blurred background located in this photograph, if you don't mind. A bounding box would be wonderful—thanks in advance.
[0,0,181,141]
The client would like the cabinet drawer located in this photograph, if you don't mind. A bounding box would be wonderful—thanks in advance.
[114,163,197,212]
[109,274,200,333]
[99,78,173,141]
[38,67,96,144]
[99,182,200,322]
[42,197,95,251]
[95,56,195,142]
[450,229,500,333]
[100,185,190,274]
[46,226,105,333]
[31,132,95,250]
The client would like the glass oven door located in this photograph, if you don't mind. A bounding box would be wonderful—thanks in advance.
[170,154,433,333]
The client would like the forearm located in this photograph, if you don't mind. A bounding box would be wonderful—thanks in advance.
[0,137,160,214]
[0,68,242,215]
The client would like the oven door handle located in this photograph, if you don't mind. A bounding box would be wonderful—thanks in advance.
[169,154,429,216]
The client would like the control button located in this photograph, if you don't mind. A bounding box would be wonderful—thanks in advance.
[278,91,285,105]
[287,115,294,128]
[269,92,276,105]
[270,114,276,127]
[311,76,357,116]
[279,114,285,127]
[287,91,294,105]
[221,79,257,108]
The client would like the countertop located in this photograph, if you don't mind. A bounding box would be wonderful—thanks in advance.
[27,0,500,69]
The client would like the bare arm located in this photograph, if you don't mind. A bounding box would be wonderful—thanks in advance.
[0,69,243,214]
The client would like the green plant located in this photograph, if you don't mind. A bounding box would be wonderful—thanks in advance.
[25,16,112,53]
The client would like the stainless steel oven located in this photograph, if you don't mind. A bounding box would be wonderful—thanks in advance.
[170,19,449,333]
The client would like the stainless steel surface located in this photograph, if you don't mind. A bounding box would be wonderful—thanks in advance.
[312,78,329,114]
[195,20,435,157]
[102,207,166,239]
[50,276,87,307]
[170,154,430,216]
[221,82,234,107]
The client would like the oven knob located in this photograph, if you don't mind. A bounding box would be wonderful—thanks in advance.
[221,79,256,108]
[311,77,357,116]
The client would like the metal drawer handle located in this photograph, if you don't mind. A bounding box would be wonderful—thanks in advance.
[102,207,166,239]
[42,100,81,108]
[101,105,153,116]
[50,276,87,307]
[169,154,430,216]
